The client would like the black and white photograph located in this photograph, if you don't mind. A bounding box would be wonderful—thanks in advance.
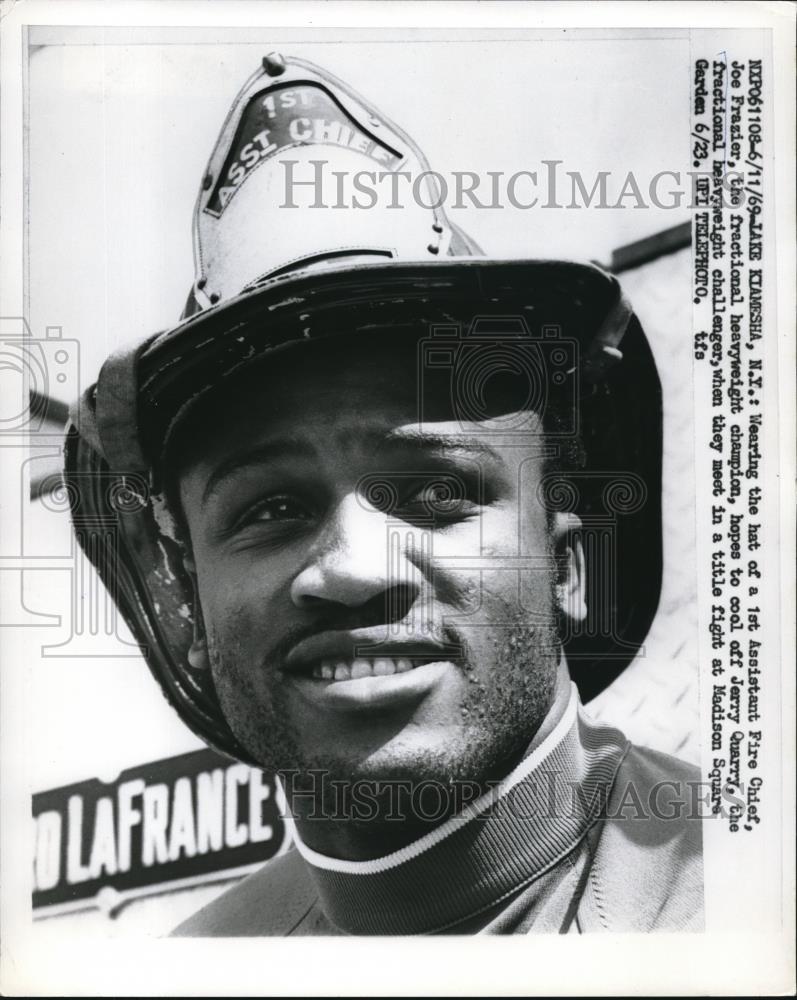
[0,2,793,995]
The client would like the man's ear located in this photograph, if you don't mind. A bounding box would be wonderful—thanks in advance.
[551,511,587,625]
[183,553,210,671]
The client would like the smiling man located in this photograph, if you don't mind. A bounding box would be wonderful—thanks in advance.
[171,335,570,795]
[65,53,703,935]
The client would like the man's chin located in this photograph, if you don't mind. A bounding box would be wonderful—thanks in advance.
[283,727,507,788]
[277,732,528,833]
[284,745,454,786]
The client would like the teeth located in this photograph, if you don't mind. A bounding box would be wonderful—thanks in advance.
[373,658,395,676]
[311,657,425,681]
[350,659,371,680]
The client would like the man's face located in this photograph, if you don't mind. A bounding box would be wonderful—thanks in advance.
[177,336,581,787]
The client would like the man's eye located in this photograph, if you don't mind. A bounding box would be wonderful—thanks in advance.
[245,496,313,524]
[395,482,478,521]
[414,485,460,510]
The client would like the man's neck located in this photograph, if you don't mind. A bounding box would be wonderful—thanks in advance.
[284,660,573,862]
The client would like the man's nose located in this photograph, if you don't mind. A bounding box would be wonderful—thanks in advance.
[290,493,421,613]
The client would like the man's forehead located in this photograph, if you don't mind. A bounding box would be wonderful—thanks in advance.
[185,416,547,506]
[198,419,534,472]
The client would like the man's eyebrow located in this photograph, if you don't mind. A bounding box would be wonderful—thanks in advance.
[200,432,503,504]
[379,431,503,462]
[201,439,316,504]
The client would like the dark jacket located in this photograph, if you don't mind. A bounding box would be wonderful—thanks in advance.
[172,743,703,936]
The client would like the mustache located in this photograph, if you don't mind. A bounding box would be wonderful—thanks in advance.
[266,618,469,668]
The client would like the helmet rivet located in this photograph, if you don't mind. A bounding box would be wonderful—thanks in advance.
[197,278,207,290]
[263,52,286,76]
[202,174,213,191]
[427,243,440,255]
[209,293,220,304]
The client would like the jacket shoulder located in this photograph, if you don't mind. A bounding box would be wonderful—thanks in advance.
[578,744,705,933]
[170,847,317,937]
